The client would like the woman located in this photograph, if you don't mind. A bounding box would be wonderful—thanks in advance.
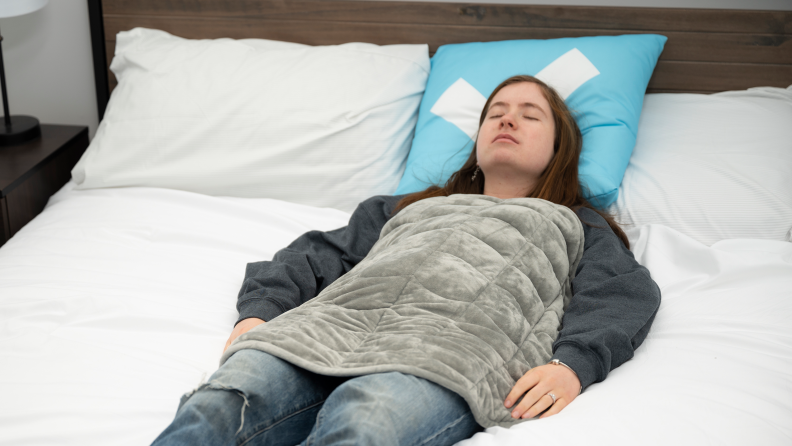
[152,75,660,445]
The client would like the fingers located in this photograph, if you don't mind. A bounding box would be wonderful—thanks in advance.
[222,318,266,354]
[223,330,240,354]
[539,397,568,419]
[504,368,539,409]
[504,364,581,420]
[510,383,554,419]
[223,333,236,353]
[223,332,241,354]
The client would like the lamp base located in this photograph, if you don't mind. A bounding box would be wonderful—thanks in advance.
[0,115,41,146]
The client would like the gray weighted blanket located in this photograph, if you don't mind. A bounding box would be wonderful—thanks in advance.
[222,194,585,428]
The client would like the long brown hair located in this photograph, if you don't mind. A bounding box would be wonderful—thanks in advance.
[393,75,630,248]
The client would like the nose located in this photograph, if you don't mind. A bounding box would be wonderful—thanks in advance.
[499,113,516,129]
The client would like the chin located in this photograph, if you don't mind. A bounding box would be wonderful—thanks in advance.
[482,152,521,170]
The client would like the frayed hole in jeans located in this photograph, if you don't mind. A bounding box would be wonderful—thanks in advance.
[178,381,251,436]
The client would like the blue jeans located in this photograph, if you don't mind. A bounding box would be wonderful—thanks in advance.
[151,349,482,445]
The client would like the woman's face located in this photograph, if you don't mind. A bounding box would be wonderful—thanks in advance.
[476,82,556,190]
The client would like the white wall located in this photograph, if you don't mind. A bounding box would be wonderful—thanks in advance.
[0,0,97,138]
[1,0,789,142]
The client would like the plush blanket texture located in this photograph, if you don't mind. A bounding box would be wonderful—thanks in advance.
[223,194,585,427]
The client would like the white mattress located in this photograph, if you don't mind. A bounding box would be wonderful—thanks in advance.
[1,183,790,445]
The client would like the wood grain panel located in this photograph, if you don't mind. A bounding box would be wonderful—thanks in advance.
[105,45,116,90]
[102,0,792,35]
[102,32,791,93]
[103,17,792,65]
[97,0,792,96]
[648,61,792,91]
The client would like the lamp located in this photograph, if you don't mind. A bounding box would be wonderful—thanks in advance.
[0,0,48,146]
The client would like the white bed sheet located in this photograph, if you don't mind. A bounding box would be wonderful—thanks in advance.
[0,182,352,445]
[0,184,790,445]
[463,225,792,445]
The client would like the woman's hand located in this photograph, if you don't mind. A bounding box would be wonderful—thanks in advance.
[223,317,266,353]
[504,363,581,420]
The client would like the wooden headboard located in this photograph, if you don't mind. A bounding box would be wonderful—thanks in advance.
[87,0,791,120]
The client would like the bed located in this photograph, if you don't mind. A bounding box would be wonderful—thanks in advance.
[1,1,791,444]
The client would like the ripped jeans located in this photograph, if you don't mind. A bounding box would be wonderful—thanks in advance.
[150,349,482,446]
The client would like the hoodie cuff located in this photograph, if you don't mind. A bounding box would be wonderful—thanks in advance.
[235,296,287,326]
[552,343,603,392]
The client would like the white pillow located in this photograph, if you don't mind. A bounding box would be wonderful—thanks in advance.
[610,86,792,246]
[72,28,430,213]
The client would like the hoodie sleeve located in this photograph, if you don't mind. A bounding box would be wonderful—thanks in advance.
[551,207,662,391]
[235,194,405,325]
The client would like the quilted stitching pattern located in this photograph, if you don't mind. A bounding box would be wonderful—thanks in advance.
[224,194,584,427]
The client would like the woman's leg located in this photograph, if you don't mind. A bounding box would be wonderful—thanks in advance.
[151,349,346,446]
[299,372,483,446]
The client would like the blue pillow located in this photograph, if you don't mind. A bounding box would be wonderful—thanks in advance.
[395,35,667,208]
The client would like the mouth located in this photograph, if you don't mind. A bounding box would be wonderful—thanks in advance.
[492,133,518,144]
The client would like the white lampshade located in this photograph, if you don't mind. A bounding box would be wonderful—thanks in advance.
[0,0,48,19]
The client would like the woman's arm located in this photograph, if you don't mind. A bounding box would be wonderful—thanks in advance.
[505,206,662,419]
[234,195,405,326]
[553,207,661,389]
[223,195,404,353]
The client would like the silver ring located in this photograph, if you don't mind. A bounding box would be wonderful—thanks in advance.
[546,392,557,404]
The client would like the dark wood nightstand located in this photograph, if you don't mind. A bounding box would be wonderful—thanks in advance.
[0,125,89,247]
